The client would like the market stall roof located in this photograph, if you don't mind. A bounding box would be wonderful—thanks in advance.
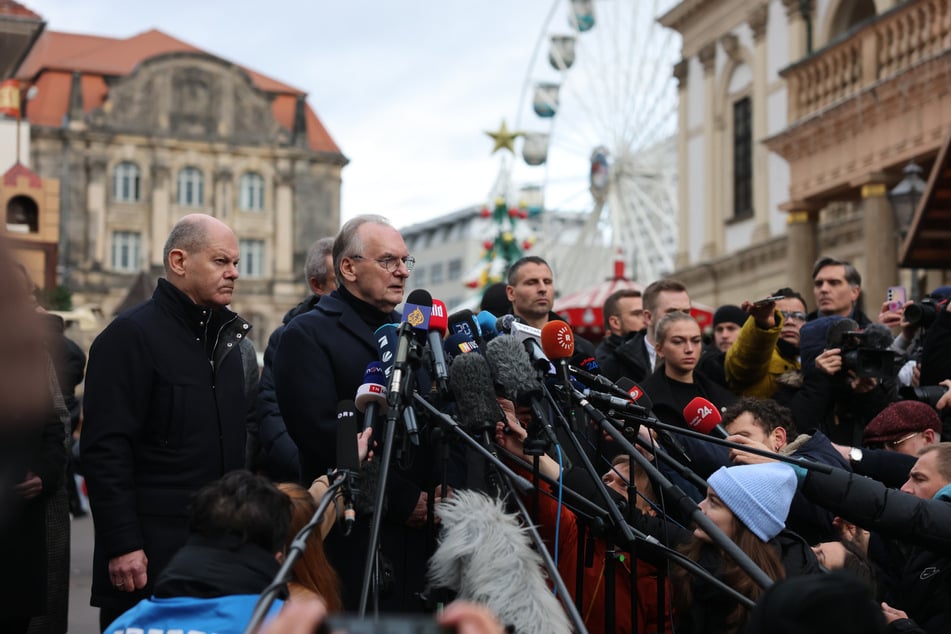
[900,128,951,268]
[553,260,713,341]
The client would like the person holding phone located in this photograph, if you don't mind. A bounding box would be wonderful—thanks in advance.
[724,288,810,399]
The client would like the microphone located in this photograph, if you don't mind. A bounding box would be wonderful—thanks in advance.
[355,361,388,433]
[496,315,550,371]
[389,289,432,444]
[540,320,574,387]
[444,331,481,364]
[336,400,361,534]
[428,299,450,390]
[448,309,483,348]
[683,396,729,438]
[475,310,499,342]
[484,334,559,451]
[447,352,503,434]
[375,323,400,381]
[615,377,652,410]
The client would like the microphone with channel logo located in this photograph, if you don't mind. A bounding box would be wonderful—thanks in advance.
[354,361,388,433]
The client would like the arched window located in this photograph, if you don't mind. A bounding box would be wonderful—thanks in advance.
[239,172,265,211]
[113,162,141,202]
[6,195,39,233]
[239,238,265,278]
[177,167,204,207]
[827,0,877,44]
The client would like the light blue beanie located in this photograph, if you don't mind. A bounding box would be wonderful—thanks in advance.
[707,463,797,542]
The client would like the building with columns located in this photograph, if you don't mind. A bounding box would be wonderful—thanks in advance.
[8,12,345,342]
[660,0,951,309]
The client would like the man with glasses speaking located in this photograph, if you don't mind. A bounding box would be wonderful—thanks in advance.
[273,214,438,612]
[724,287,810,399]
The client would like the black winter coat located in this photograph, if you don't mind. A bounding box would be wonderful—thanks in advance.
[81,278,251,612]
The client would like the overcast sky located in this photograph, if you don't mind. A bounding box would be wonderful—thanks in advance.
[26,0,678,230]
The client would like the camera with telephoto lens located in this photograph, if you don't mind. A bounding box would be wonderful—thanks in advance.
[900,385,950,409]
[904,295,950,329]
[837,331,896,379]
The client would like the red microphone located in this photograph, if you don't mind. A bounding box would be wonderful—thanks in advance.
[540,321,574,385]
[428,299,450,388]
[683,397,729,438]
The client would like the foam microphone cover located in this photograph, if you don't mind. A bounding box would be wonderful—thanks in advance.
[683,396,722,435]
[485,334,543,402]
[448,352,501,433]
[336,400,361,471]
[825,318,859,347]
[863,323,894,350]
[540,320,575,360]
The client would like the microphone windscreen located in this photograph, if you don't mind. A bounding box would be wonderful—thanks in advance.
[495,314,517,334]
[444,331,481,364]
[355,361,388,412]
[403,288,433,331]
[448,309,483,346]
[448,352,501,433]
[825,318,859,348]
[336,400,361,471]
[863,323,894,350]
[485,334,542,401]
[683,396,722,435]
[540,320,575,360]
[615,377,652,410]
[475,310,498,340]
[430,299,449,335]
[375,323,400,377]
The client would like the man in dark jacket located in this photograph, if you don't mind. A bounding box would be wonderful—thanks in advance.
[274,215,454,612]
[809,256,873,325]
[801,443,951,633]
[598,278,691,383]
[254,236,336,480]
[82,214,251,629]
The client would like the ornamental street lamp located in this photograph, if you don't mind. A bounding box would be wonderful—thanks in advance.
[888,161,927,298]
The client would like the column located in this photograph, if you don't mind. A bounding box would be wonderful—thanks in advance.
[859,175,898,297]
[749,3,771,242]
[781,201,820,299]
[150,162,170,269]
[698,41,718,259]
[214,167,232,220]
[781,0,813,61]
[673,58,690,269]
[274,168,294,277]
[85,156,108,268]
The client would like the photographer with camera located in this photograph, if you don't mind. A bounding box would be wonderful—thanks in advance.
[775,316,897,447]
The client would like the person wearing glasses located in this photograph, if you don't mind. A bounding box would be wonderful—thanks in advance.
[273,214,447,613]
[724,287,809,399]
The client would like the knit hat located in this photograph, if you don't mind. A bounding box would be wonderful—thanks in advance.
[707,463,797,541]
[713,304,746,328]
[863,400,941,446]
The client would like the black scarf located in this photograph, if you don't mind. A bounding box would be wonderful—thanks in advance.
[336,284,397,330]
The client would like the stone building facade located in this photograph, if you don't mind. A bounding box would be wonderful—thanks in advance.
[14,25,346,342]
[660,0,950,309]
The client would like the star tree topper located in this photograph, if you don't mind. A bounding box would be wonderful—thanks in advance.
[485,119,522,155]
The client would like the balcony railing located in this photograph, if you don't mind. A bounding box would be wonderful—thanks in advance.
[783,0,951,121]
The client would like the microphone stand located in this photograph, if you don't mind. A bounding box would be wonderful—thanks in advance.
[569,388,776,591]
[495,444,757,609]
[412,395,588,634]
[244,473,350,634]
[602,402,834,475]
[358,337,423,616]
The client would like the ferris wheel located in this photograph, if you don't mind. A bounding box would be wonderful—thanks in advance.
[507,0,681,294]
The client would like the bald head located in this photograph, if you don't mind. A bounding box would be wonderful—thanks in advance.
[164,214,240,308]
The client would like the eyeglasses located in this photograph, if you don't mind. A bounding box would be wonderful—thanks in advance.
[780,310,807,323]
[885,431,920,450]
[349,254,415,273]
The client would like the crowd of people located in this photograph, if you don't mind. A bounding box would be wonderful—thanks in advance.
[3,211,951,634]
